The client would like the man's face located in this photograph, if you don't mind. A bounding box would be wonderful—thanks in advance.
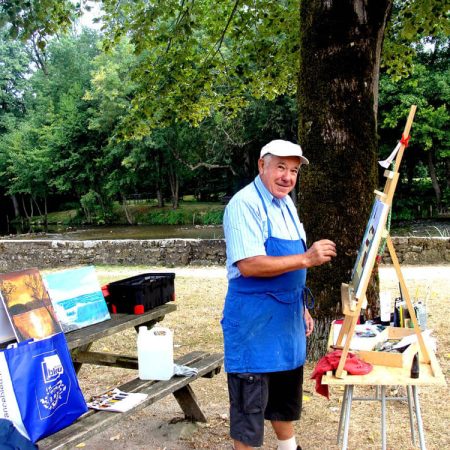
[258,155,301,199]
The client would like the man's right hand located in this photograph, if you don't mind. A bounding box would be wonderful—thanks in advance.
[304,239,337,267]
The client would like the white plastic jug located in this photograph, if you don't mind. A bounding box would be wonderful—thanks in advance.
[137,326,174,380]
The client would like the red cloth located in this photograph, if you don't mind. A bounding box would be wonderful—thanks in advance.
[310,350,373,399]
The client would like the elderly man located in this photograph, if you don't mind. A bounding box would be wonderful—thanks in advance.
[221,139,336,450]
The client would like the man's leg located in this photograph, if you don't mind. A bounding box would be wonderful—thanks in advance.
[271,420,295,440]
[233,439,254,450]
[265,367,304,450]
[227,373,269,449]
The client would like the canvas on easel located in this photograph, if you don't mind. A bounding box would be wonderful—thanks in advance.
[0,268,62,342]
[350,198,390,299]
[333,105,437,379]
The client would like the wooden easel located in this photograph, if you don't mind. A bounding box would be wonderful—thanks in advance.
[334,105,433,379]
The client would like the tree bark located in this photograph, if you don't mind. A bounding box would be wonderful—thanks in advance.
[11,195,20,217]
[156,188,165,208]
[121,193,134,225]
[44,195,48,232]
[427,150,442,210]
[168,165,179,209]
[298,0,392,358]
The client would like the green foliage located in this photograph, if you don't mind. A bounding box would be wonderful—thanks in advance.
[1,0,449,234]
[379,36,449,213]
[202,209,224,225]
[1,0,81,45]
[145,205,224,226]
[0,29,30,119]
[383,1,449,79]
[98,0,300,136]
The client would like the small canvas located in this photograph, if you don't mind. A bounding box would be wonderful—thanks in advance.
[43,266,110,332]
[0,268,62,341]
[350,199,390,298]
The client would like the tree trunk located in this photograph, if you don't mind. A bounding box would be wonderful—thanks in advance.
[298,0,392,358]
[11,195,20,217]
[121,193,134,225]
[427,150,442,210]
[156,188,165,208]
[33,196,43,217]
[168,166,179,209]
[44,195,48,232]
[21,196,30,219]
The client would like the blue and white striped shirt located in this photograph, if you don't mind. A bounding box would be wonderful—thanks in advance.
[223,175,307,280]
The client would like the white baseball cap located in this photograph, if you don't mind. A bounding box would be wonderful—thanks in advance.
[260,139,309,165]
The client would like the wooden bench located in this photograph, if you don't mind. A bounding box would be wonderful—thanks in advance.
[38,350,223,450]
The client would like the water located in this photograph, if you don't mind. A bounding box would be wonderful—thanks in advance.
[1,220,448,240]
[2,224,224,240]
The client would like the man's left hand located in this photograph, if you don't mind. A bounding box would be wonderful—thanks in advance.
[304,308,314,337]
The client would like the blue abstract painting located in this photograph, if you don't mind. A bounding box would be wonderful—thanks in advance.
[44,266,110,332]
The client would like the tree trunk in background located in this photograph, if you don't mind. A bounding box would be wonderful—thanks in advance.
[427,150,441,210]
[44,196,48,232]
[121,193,134,225]
[11,195,20,217]
[156,188,164,208]
[168,166,179,209]
[298,0,392,359]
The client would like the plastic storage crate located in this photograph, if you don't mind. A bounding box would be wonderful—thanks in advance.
[106,272,175,314]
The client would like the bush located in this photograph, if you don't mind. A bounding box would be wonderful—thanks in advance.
[202,209,224,225]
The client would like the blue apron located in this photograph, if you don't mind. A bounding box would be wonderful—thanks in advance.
[221,183,308,373]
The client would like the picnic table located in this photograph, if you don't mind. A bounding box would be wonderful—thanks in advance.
[38,303,224,450]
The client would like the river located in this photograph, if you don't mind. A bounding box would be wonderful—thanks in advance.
[1,220,448,240]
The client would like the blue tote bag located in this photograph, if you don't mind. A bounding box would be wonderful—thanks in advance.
[0,332,88,443]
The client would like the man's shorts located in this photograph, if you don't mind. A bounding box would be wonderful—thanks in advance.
[227,366,304,447]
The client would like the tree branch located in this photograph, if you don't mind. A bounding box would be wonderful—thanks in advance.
[164,138,237,176]
[203,0,240,64]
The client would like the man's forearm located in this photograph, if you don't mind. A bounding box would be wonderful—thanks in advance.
[237,254,309,277]
[237,239,337,277]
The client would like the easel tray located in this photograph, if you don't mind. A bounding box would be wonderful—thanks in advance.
[329,324,424,369]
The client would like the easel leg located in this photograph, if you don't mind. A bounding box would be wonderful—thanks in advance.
[412,386,427,450]
[386,236,431,365]
[341,385,354,450]
[407,386,416,446]
[337,386,348,444]
[381,386,387,450]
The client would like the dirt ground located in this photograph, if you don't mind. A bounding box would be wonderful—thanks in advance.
[71,265,449,450]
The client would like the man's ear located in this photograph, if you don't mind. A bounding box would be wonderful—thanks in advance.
[258,158,264,175]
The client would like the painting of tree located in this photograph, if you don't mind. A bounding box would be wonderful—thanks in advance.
[0,268,62,341]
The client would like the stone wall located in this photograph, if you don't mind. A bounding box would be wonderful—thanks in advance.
[0,237,448,272]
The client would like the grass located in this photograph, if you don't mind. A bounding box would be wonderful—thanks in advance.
[29,201,225,227]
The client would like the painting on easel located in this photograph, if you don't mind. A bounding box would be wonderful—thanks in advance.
[350,199,390,298]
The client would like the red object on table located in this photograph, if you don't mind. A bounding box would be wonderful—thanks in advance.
[311,350,373,399]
